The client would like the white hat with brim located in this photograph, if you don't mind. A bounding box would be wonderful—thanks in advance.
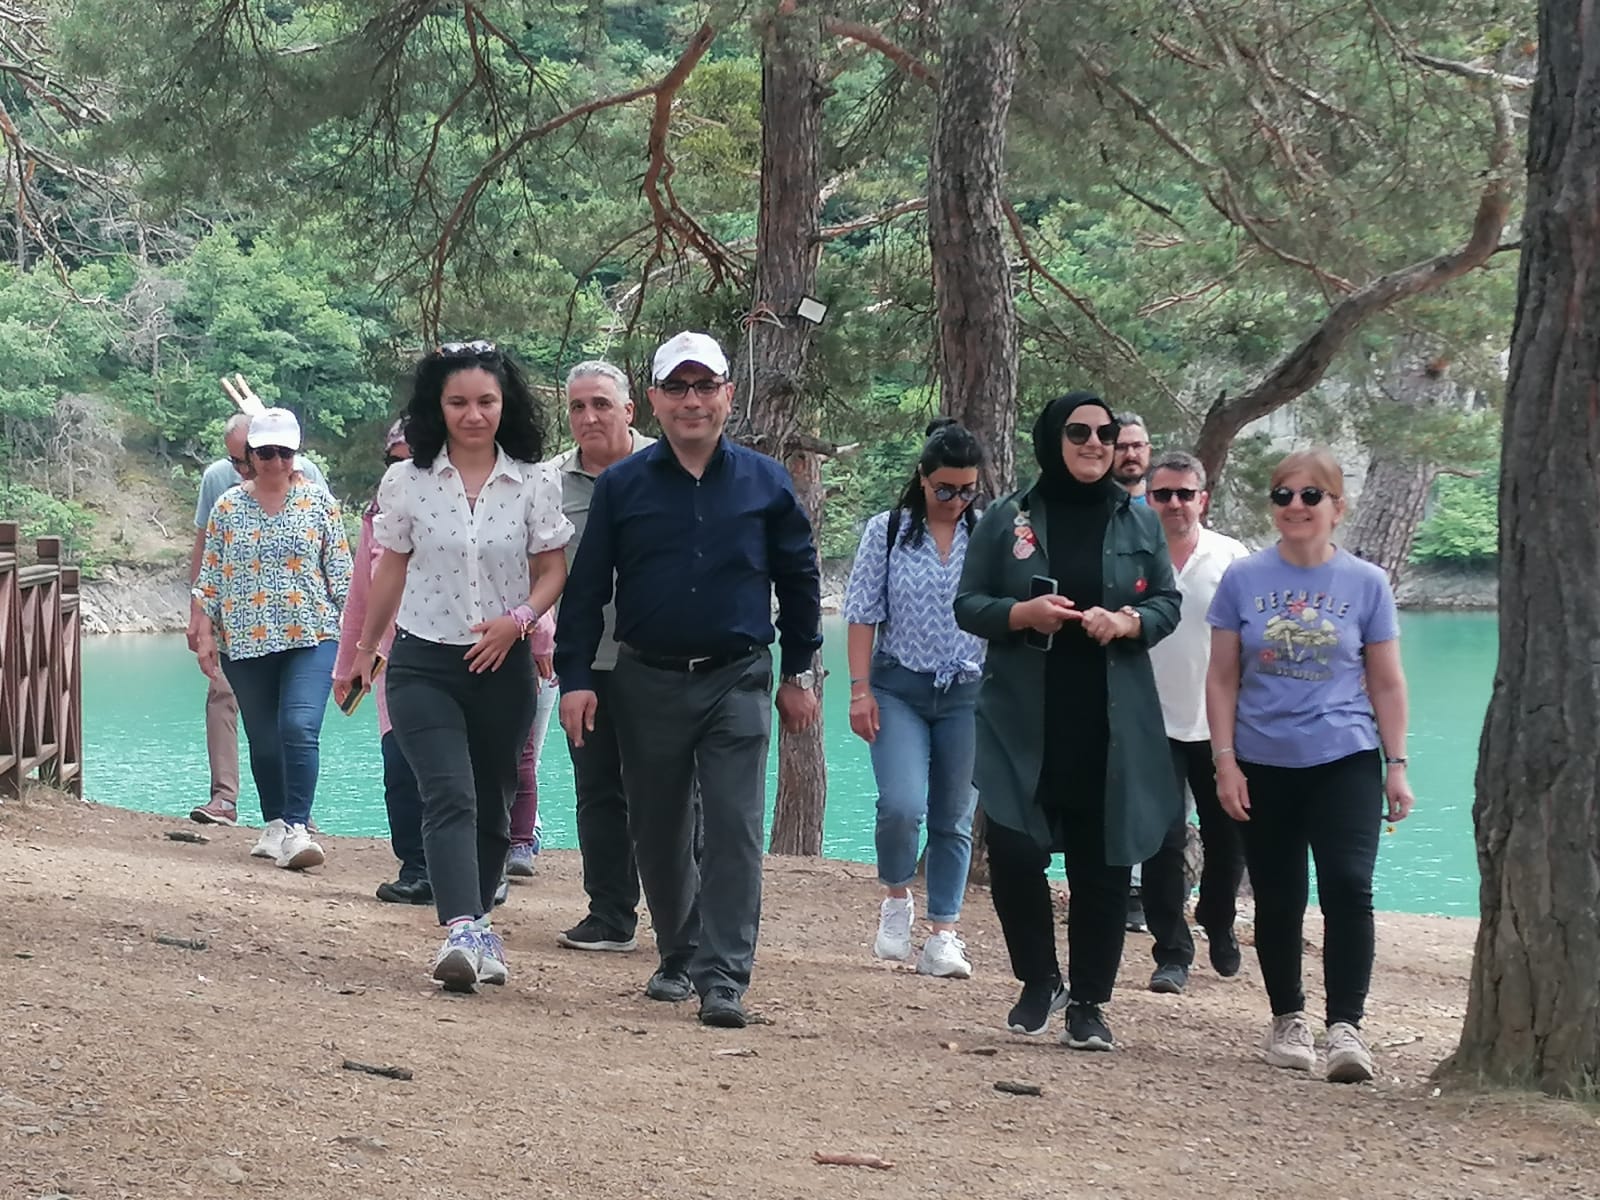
[248,407,302,451]
[652,331,729,383]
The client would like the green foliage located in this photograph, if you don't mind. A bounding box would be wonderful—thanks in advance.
[1411,471,1499,567]
[0,484,97,567]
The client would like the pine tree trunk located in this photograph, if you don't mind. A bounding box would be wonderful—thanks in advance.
[741,5,827,856]
[927,1,1024,883]
[1441,0,1600,1096]
[928,0,1023,498]
[1345,344,1458,585]
[1345,453,1432,585]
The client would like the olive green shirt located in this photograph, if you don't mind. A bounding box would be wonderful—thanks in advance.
[545,429,655,673]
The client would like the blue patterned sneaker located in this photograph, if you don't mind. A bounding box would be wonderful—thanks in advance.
[506,843,537,878]
[432,922,484,993]
[477,922,509,986]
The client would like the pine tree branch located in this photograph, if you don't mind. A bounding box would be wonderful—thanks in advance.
[417,21,723,337]
[1193,87,1516,484]
[822,18,937,84]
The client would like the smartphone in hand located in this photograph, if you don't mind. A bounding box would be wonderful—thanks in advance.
[1025,575,1058,652]
[338,653,387,715]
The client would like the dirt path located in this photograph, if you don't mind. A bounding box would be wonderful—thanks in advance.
[2,789,1595,1199]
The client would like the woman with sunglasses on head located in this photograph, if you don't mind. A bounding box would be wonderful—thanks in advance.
[332,418,432,905]
[1204,448,1413,1083]
[955,392,1182,1050]
[338,341,573,993]
[193,407,354,870]
[844,418,987,979]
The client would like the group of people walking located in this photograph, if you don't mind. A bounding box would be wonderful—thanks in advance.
[185,332,1413,1074]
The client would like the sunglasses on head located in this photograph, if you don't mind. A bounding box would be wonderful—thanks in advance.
[931,483,979,503]
[656,378,727,398]
[435,339,498,359]
[1149,487,1199,504]
[252,445,294,461]
[1063,422,1119,446]
[1270,485,1334,507]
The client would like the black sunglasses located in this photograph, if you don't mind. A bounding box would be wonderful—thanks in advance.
[1270,485,1334,507]
[252,445,294,461]
[1149,487,1199,504]
[435,339,498,358]
[1063,422,1119,446]
[384,453,405,467]
[931,483,979,503]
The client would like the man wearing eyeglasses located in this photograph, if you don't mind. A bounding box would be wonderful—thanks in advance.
[1113,413,1153,503]
[185,410,328,826]
[1139,449,1251,993]
[555,330,823,1030]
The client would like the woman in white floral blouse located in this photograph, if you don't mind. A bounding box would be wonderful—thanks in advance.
[194,407,353,871]
[339,341,572,994]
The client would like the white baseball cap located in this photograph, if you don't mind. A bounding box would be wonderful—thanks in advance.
[651,331,729,383]
[247,407,302,451]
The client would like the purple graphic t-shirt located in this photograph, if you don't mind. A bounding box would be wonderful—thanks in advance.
[1206,546,1399,769]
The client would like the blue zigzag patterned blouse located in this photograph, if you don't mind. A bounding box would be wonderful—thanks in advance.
[843,510,986,689]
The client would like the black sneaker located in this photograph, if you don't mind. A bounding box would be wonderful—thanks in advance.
[1207,928,1242,978]
[1149,963,1189,995]
[1062,1002,1115,1051]
[557,916,639,953]
[1125,888,1148,933]
[645,964,693,1002]
[1006,978,1068,1035]
[699,986,748,1028]
[375,878,433,905]
[493,876,509,908]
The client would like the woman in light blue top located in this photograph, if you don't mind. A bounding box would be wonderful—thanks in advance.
[844,419,986,979]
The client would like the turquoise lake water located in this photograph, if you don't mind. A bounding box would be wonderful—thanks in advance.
[80,612,1493,916]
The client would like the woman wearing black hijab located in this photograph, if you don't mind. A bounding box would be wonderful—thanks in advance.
[955,392,1182,1049]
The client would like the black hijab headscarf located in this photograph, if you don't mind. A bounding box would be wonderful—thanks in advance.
[1031,391,1123,506]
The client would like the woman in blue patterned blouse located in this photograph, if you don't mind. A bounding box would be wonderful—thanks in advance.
[193,407,353,872]
[843,419,986,979]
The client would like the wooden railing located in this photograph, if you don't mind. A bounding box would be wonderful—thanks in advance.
[0,523,82,796]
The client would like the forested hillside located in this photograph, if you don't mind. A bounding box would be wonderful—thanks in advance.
[0,0,1525,573]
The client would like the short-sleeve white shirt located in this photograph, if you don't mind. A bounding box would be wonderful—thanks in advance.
[373,446,573,645]
[1149,525,1251,742]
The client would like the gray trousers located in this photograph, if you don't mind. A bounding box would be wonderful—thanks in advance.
[387,630,536,925]
[611,650,771,996]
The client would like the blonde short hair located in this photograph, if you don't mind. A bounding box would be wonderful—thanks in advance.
[1270,448,1344,496]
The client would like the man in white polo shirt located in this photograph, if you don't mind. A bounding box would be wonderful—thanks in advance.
[1140,449,1251,994]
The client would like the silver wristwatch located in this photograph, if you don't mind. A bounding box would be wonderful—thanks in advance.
[781,669,816,690]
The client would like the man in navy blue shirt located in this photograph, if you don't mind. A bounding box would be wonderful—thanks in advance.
[556,330,822,1028]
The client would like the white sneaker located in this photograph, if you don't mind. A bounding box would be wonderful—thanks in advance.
[477,923,509,987]
[250,819,287,860]
[275,824,324,871]
[916,930,973,978]
[873,895,914,961]
[1325,1021,1375,1083]
[432,922,484,993]
[1264,1011,1316,1071]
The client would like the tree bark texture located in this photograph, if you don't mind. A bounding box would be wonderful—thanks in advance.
[739,5,827,856]
[1345,344,1463,585]
[928,1,1024,497]
[1445,0,1600,1097]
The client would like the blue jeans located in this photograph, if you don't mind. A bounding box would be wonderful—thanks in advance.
[868,659,978,924]
[220,641,337,828]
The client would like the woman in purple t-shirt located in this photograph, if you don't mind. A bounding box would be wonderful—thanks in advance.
[1204,448,1415,1085]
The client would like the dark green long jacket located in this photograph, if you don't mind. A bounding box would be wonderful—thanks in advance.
[954,484,1183,865]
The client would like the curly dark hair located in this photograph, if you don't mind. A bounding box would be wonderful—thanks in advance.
[886,417,985,550]
[403,344,545,468]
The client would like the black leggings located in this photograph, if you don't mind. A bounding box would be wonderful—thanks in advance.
[987,813,1130,1005]
[1237,750,1383,1027]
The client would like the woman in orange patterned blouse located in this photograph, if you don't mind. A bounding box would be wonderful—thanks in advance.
[193,407,353,871]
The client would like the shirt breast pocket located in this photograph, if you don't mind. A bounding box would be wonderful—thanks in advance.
[1112,547,1157,606]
